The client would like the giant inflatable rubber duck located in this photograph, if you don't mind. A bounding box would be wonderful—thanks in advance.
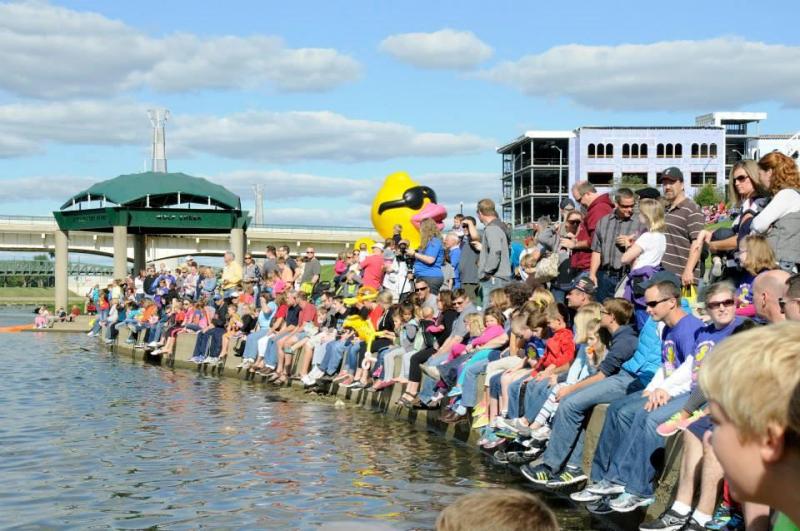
[370,172,447,249]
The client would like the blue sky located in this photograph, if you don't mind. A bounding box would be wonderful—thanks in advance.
[1,0,799,229]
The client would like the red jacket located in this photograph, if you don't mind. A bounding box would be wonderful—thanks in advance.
[571,193,614,270]
[533,327,575,375]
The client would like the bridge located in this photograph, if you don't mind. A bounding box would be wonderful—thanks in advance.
[0,215,378,263]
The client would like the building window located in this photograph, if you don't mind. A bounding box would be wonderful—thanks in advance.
[691,172,718,186]
[622,143,630,158]
[630,144,638,158]
[597,143,605,157]
[675,143,682,158]
[606,143,613,157]
[691,143,699,158]
[621,172,648,186]
[666,143,674,157]
[640,144,648,158]
[587,172,614,185]
[700,143,709,157]
[657,143,664,158]
[588,143,596,158]
[710,143,718,158]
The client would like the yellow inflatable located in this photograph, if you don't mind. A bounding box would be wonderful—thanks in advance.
[353,237,375,254]
[342,287,379,351]
[370,171,447,249]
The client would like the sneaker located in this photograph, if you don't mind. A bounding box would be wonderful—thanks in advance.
[447,386,462,398]
[704,504,735,531]
[656,412,687,437]
[677,410,707,431]
[495,417,518,433]
[711,256,723,278]
[546,466,587,488]
[134,343,146,349]
[507,447,542,465]
[531,425,551,441]
[682,518,705,531]
[520,463,555,485]
[587,479,625,495]
[207,357,218,366]
[86,331,95,337]
[609,492,655,513]
[638,508,690,531]
[477,427,495,447]
[586,497,614,515]
[148,341,160,347]
[190,356,204,363]
[492,450,509,465]
[570,487,602,503]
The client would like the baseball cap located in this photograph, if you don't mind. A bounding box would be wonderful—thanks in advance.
[372,242,384,251]
[641,271,681,290]
[661,167,684,182]
[636,187,661,200]
[560,197,576,211]
[565,274,596,296]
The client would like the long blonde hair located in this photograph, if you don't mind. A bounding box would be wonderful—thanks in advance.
[639,198,665,233]
[573,302,602,343]
[585,319,608,365]
[418,218,441,251]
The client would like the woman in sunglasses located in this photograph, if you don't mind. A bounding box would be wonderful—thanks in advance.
[411,218,445,295]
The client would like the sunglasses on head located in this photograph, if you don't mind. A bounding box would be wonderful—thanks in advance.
[378,186,437,214]
[707,299,735,310]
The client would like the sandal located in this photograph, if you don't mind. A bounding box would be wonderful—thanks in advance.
[396,393,419,408]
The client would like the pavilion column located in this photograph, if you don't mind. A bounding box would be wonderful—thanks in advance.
[54,230,69,310]
[133,234,146,275]
[113,225,128,279]
[230,227,245,267]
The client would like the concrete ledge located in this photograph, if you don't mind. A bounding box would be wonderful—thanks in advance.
[102,330,680,519]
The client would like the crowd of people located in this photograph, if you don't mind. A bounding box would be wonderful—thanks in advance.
[81,154,800,531]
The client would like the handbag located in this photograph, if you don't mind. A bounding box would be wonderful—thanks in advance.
[682,285,697,307]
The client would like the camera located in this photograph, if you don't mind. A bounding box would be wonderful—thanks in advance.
[396,243,415,268]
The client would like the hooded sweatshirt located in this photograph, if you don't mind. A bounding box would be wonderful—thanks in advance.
[571,193,614,271]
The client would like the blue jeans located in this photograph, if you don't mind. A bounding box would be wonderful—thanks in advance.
[591,391,688,497]
[523,377,562,422]
[604,393,689,497]
[192,327,224,359]
[489,372,504,399]
[542,370,642,472]
[264,331,292,368]
[596,269,623,303]
[243,329,270,360]
[460,357,490,408]
[419,351,449,403]
[506,374,529,419]
[320,340,346,375]
[90,308,109,334]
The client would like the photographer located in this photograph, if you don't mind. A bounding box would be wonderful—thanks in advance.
[383,239,415,302]
[411,218,445,294]
[459,216,481,305]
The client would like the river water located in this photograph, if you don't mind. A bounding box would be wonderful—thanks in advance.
[0,309,595,530]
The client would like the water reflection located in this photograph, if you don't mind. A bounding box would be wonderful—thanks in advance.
[0,326,593,530]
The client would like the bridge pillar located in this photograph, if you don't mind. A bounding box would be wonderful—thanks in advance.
[113,225,128,279]
[54,230,69,310]
[230,228,245,267]
[133,235,146,274]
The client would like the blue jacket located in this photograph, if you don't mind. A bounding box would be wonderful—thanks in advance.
[621,316,662,385]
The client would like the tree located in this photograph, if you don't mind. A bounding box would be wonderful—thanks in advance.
[694,184,724,207]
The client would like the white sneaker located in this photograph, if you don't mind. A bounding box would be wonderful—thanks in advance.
[201,356,211,364]
[711,256,723,277]
[207,357,218,366]
[532,426,551,441]
[309,366,324,379]
[148,341,160,347]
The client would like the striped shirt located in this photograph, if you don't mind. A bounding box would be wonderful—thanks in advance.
[591,211,643,270]
[663,197,704,277]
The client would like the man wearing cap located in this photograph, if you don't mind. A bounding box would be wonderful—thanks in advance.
[661,167,704,286]
[359,243,386,290]
[565,274,596,318]
[563,182,615,276]
[564,272,704,512]
[589,188,642,302]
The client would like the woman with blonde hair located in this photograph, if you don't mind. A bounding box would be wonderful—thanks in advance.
[752,151,800,271]
[411,218,445,294]
[733,233,777,317]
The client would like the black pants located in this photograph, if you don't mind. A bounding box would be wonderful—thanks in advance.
[408,346,436,383]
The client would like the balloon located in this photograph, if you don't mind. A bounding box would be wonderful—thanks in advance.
[353,237,375,253]
[370,171,447,249]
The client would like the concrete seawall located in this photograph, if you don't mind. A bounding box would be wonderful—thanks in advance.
[69,322,681,521]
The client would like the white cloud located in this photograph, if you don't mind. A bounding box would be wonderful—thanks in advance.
[380,29,492,70]
[171,110,492,162]
[0,2,360,99]
[481,37,800,111]
[0,101,491,161]
[0,175,95,203]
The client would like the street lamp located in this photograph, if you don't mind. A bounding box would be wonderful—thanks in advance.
[510,151,526,230]
[550,145,564,223]
[732,149,746,160]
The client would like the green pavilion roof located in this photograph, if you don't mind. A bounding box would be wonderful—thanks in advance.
[60,172,241,211]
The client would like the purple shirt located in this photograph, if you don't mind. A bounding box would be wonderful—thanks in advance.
[661,313,703,376]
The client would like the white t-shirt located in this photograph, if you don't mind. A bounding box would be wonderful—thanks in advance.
[633,231,666,269]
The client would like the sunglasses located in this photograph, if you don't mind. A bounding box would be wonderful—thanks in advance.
[733,175,750,183]
[707,299,735,310]
[378,186,437,214]
[645,297,673,308]
[415,286,429,292]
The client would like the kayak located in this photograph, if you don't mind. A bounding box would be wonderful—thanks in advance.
[0,324,34,333]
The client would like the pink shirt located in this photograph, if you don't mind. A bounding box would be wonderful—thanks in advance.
[359,254,385,289]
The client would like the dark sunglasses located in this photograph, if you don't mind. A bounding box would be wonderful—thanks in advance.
[707,299,735,310]
[415,286,429,292]
[645,297,673,308]
[733,175,750,183]
[378,186,437,214]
